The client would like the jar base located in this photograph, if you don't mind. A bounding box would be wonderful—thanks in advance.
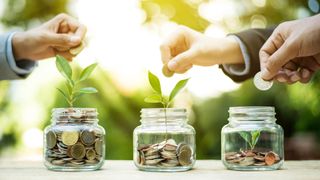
[223,160,284,171]
[136,166,193,172]
[44,161,104,172]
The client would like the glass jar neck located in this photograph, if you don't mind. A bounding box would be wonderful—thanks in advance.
[140,108,187,126]
[228,106,276,125]
[51,108,98,125]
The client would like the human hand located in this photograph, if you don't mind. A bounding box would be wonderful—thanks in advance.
[160,26,244,76]
[259,14,320,84]
[12,13,87,61]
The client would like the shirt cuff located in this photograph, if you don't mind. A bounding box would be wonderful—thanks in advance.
[222,35,250,76]
[6,32,36,75]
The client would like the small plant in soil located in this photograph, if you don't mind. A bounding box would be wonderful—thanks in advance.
[55,55,98,107]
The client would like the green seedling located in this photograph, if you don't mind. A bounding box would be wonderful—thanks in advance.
[239,130,261,150]
[55,55,98,107]
[144,71,189,140]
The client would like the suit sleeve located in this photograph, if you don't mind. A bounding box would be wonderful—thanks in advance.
[220,28,274,82]
[0,32,36,80]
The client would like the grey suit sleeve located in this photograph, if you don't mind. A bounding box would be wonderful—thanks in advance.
[219,28,274,82]
[0,32,36,80]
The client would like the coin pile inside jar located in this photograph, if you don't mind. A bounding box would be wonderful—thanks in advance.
[225,150,281,166]
[45,129,104,166]
[137,139,193,167]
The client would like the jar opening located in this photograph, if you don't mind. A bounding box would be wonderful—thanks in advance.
[52,108,98,123]
[228,106,276,123]
[140,108,187,124]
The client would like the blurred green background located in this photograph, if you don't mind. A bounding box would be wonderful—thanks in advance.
[0,0,320,160]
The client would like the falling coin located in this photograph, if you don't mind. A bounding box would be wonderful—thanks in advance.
[253,71,273,91]
[162,64,174,77]
[70,143,86,160]
[46,131,57,149]
[80,130,96,146]
[61,131,79,146]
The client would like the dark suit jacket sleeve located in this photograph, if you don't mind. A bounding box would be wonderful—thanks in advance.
[220,28,274,82]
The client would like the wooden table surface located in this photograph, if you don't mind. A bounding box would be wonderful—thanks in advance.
[0,160,319,180]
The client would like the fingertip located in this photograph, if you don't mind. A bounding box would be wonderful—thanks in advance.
[168,60,178,71]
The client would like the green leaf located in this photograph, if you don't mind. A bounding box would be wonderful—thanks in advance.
[78,87,98,94]
[239,131,252,148]
[144,94,162,103]
[56,55,72,81]
[169,78,189,102]
[251,130,261,149]
[148,71,162,95]
[79,63,98,82]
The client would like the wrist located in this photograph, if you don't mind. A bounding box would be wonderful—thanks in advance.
[12,32,29,61]
[223,36,244,64]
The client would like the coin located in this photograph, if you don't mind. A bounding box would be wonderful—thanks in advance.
[51,159,65,165]
[162,64,174,77]
[253,71,273,91]
[69,41,85,55]
[70,143,86,160]
[95,139,103,155]
[46,131,57,149]
[86,149,96,160]
[80,130,96,146]
[177,143,192,166]
[61,131,79,146]
[265,151,276,165]
[239,157,255,166]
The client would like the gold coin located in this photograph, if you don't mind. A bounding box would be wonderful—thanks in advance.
[70,143,86,160]
[61,131,79,146]
[80,130,96,146]
[95,139,103,155]
[162,64,174,77]
[177,143,192,166]
[46,130,57,149]
[86,149,96,160]
[69,41,85,55]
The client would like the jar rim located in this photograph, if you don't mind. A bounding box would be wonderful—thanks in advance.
[229,106,275,113]
[228,106,276,124]
[52,108,98,123]
[140,108,187,123]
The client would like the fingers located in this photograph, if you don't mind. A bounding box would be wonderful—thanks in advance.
[46,33,81,47]
[167,49,195,73]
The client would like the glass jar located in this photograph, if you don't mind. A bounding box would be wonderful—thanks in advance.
[133,108,196,172]
[221,106,284,171]
[44,108,105,171]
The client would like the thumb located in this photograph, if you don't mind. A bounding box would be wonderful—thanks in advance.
[45,33,81,47]
[167,49,195,72]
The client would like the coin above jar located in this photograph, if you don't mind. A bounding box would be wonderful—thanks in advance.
[253,71,273,91]
[136,139,193,167]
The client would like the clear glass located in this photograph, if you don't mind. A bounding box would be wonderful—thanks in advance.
[221,106,284,171]
[133,108,196,172]
[44,108,105,171]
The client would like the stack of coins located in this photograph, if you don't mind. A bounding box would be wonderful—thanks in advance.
[225,150,281,166]
[45,128,104,167]
[137,139,193,167]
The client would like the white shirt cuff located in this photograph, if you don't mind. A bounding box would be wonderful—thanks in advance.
[222,35,250,76]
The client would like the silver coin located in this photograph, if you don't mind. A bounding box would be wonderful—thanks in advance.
[253,71,273,91]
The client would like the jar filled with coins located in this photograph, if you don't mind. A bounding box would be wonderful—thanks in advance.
[133,108,196,172]
[44,108,105,171]
[221,106,284,171]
